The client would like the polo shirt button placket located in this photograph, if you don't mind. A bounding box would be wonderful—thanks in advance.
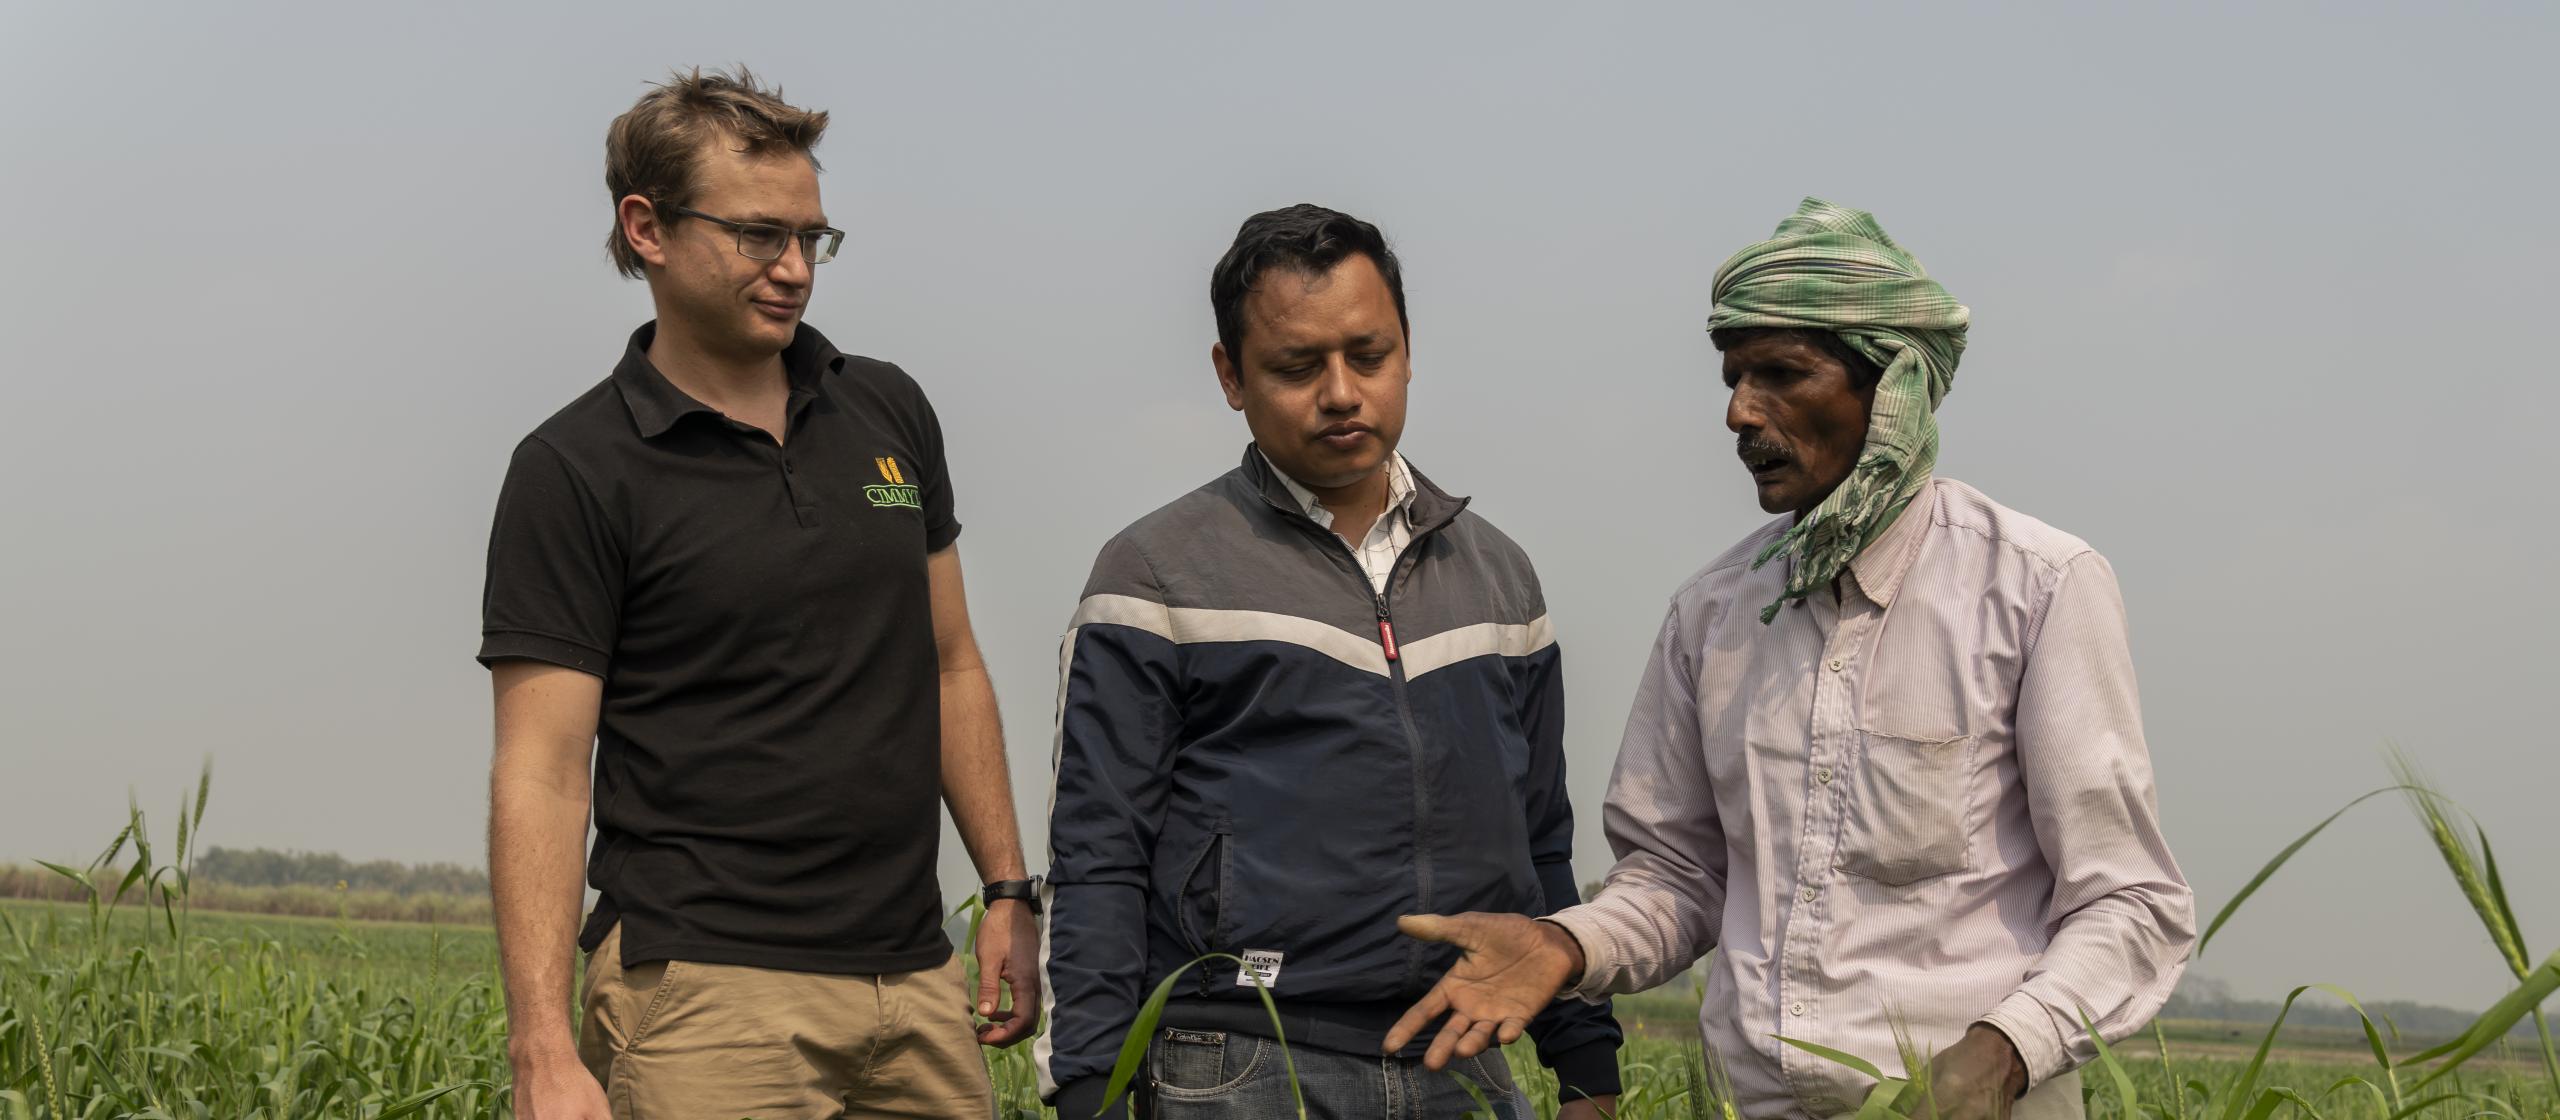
[779,454,819,528]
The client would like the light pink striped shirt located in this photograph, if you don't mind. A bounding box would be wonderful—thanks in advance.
[1549,477,2193,1119]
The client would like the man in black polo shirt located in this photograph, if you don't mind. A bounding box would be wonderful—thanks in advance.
[480,68,1035,1119]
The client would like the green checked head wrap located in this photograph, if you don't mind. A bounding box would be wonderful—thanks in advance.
[1710,198,1970,623]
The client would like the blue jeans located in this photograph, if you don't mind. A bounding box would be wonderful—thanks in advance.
[1144,1028,1529,1119]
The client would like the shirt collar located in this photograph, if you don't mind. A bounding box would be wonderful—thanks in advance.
[612,321,843,439]
[1257,446,1416,530]
[1845,477,1937,608]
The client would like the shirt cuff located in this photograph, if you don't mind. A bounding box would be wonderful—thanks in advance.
[476,630,608,676]
[1538,910,1616,1003]
[1977,991,2071,1089]
[1050,1076,1135,1119]
[1543,1038,1624,1099]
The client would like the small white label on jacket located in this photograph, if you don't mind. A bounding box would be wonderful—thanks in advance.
[1233,949,1284,990]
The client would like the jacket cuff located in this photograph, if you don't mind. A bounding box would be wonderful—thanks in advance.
[1977,992,2070,1089]
[1051,1076,1135,1120]
[1543,1039,1624,1099]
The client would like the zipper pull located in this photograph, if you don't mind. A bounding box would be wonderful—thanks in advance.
[1374,600,1399,661]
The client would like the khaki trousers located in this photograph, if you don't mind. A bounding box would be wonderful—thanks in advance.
[578,924,996,1119]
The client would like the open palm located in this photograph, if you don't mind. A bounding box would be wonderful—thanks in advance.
[1384,912,1583,1069]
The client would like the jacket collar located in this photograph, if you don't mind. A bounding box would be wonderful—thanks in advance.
[1239,443,1468,536]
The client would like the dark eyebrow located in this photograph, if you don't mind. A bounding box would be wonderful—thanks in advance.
[733,213,832,229]
[1266,333,1395,362]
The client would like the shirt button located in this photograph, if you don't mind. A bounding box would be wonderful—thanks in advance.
[1790,1001,1807,1017]
[1800,885,1819,902]
[1827,658,1845,672]
[1816,767,1834,784]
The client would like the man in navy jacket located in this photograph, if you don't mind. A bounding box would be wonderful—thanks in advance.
[1037,204,1621,1119]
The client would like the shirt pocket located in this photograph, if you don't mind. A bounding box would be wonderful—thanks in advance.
[1835,728,1977,886]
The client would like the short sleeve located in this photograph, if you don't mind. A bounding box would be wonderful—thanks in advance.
[477,435,623,676]
[910,381,962,552]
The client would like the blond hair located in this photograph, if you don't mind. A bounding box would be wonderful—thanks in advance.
[603,67,829,278]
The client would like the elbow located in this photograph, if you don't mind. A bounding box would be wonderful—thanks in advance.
[490,744,593,810]
[2050,876,2196,975]
[2158,878,2199,959]
[2132,844,2199,953]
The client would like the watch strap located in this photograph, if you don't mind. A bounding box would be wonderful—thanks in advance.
[983,877,1043,914]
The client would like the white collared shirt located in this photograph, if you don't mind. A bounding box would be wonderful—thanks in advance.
[1548,477,2194,1118]
[1263,449,1417,597]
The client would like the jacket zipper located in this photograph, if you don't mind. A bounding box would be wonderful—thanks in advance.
[1287,513,1424,667]
[1284,508,1452,992]
[1290,521,1436,669]
[1375,550,1436,994]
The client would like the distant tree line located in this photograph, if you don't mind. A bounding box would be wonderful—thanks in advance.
[1577,883,2524,1043]
[192,846,489,897]
[2155,974,2531,1042]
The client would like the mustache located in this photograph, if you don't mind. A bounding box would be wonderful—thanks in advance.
[1737,436,1790,461]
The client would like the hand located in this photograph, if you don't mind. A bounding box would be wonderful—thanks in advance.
[973,897,1044,1046]
[1381,913,1584,1070]
[509,1048,611,1119]
[1900,1024,2025,1120]
[1558,1094,1618,1119]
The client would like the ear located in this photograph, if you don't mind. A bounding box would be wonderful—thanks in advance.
[619,194,670,270]
[1212,342,1246,412]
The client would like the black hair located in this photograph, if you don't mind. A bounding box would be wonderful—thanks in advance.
[1210,204,1409,361]
[1709,326,1884,391]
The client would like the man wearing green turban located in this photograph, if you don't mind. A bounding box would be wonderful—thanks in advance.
[1706,199,1970,622]
[1390,200,2194,1120]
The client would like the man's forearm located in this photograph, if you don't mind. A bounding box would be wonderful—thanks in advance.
[1550,606,1728,998]
[939,663,1026,883]
[490,761,593,1063]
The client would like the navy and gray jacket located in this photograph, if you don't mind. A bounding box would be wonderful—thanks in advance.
[1037,447,1621,1116]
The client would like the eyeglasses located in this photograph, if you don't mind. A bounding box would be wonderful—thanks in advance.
[667,205,845,265]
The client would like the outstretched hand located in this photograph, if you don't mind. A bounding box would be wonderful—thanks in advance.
[1381,912,1587,1070]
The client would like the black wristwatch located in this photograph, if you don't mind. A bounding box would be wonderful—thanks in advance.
[983,876,1043,914]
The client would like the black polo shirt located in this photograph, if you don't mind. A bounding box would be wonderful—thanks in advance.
[479,321,960,974]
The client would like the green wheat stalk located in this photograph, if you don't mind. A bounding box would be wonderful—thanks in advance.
[2387,746,2560,1097]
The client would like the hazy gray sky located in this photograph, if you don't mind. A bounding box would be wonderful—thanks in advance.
[4,2,2553,1009]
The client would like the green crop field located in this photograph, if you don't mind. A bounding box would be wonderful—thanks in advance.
[4,897,2551,1120]
[3,756,2555,1118]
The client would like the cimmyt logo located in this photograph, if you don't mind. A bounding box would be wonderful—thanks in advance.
[866,456,922,510]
